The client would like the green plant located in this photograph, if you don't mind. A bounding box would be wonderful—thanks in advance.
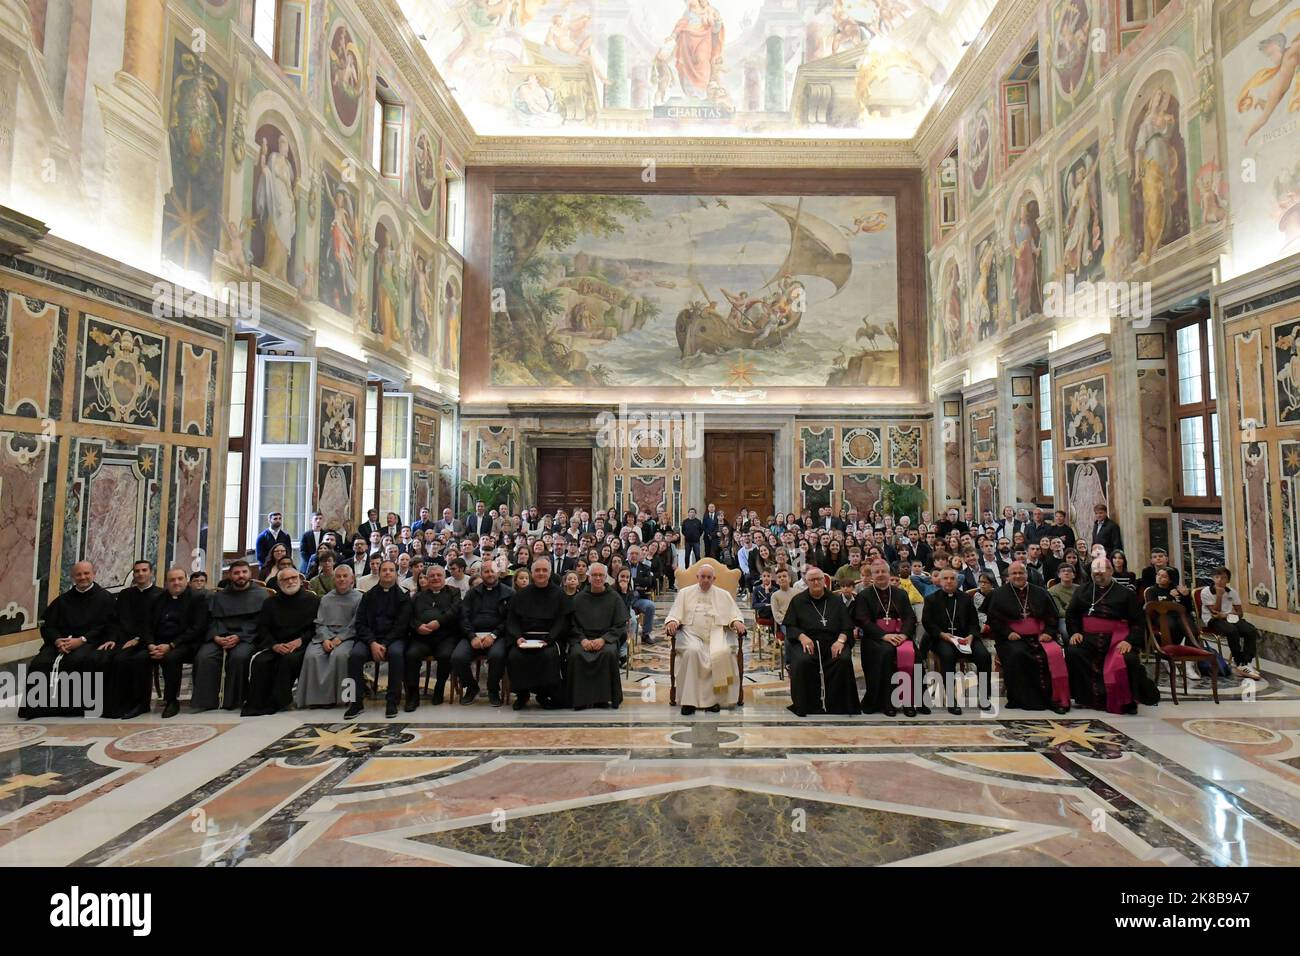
[880,478,927,524]
[459,474,522,512]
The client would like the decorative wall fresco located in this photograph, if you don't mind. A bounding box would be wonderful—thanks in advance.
[318,162,360,317]
[1220,1,1300,276]
[1282,440,1300,614]
[416,0,998,139]
[1121,71,1190,270]
[841,426,882,469]
[488,192,899,388]
[1050,0,1094,123]
[1059,138,1105,285]
[318,385,358,455]
[1065,457,1109,549]
[1275,317,1300,425]
[316,462,354,535]
[439,253,462,375]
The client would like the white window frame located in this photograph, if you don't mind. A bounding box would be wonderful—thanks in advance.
[248,354,316,554]
[380,391,413,523]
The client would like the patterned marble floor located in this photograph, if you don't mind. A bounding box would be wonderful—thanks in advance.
[3,693,1300,867]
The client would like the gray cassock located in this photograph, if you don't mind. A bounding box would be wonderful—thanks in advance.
[666,583,744,708]
[295,587,363,706]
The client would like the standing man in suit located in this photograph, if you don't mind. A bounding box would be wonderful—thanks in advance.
[255,512,292,566]
[464,501,491,537]
[681,508,704,565]
[299,512,324,574]
[357,509,382,543]
[702,503,719,558]
[1090,504,1123,554]
[434,507,463,535]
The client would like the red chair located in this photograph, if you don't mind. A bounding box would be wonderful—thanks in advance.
[1145,600,1218,705]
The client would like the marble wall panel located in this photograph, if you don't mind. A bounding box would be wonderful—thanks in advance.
[172,341,217,437]
[0,430,58,635]
[1012,402,1036,503]
[168,445,209,574]
[1137,368,1172,506]
[1241,442,1277,608]
[1064,457,1109,549]
[63,440,162,589]
[0,289,67,420]
[1233,328,1267,431]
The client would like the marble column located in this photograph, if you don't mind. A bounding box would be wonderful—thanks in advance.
[764,36,785,112]
[93,0,166,270]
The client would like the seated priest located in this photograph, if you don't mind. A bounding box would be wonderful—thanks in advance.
[567,563,629,710]
[101,560,163,719]
[922,567,992,715]
[346,560,413,719]
[664,563,747,716]
[852,558,923,717]
[1065,557,1157,714]
[19,561,115,719]
[241,568,319,716]
[504,559,567,711]
[453,562,515,706]
[409,563,463,709]
[150,567,210,719]
[297,565,363,710]
[192,560,269,711]
[987,561,1069,714]
[783,567,859,717]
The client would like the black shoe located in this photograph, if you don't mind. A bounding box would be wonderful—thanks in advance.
[489,691,502,707]
[705,704,721,713]
[681,705,696,716]
[1051,704,1070,715]
[1121,703,1138,715]
[460,686,479,705]
[161,701,180,719]
[513,694,529,711]
[574,705,588,711]
[642,636,659,646]
[385,703,399,718]
[902,706,916,717]
[593,702,610,709]
[980,701,995,712]
[947,705,962,716]
[344,702,363,719]
[917,705,931,715]
[539,697,563,710]
[430,686,445,706]
[121,705,148,720]
[882,705,897,717]
[404,697,419,713]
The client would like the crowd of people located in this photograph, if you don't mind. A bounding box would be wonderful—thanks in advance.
[19,498,1262,721]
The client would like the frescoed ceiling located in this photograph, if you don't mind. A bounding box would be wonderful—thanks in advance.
[397,0,999,139]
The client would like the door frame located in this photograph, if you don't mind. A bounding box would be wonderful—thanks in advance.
[534,445,596,516]
[519,431,607,514]
[693,423,789,517]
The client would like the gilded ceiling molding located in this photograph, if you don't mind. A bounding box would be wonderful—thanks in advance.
[467,136,920,169]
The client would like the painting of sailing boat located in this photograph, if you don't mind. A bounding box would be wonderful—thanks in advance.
[489,192,899,388]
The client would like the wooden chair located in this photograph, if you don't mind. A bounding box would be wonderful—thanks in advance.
[1145,600,1218,705]
[448,653,511,704]
[670,626,745,707]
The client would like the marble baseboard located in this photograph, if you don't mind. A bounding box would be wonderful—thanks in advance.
[1261,630,1300,671]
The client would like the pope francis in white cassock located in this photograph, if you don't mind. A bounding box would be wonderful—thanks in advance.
[665,564,747,714]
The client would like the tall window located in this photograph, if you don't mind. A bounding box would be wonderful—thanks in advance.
[1170,314,1219,503]
[223,334,256,557]
[938,144,959,235]
[445,160,465,254]
[1118,0,1174,49]
[1034,367,1054,503]
[251,1,305,76]
[1002,44,1042,165]
[250,356,315,549]
[380,393,412,522]
[373,78,404,182]
[363,383,381,515]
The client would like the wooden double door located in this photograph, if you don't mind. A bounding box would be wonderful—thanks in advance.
[536,447,593,515]
[704,433,773,523]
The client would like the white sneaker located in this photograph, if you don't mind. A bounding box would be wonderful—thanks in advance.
[1232,664,1262,681]
[1184,662,1201,682]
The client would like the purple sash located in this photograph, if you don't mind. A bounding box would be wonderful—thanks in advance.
[1083,615,1133,714]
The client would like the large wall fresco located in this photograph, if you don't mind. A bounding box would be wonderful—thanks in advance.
[488,192,900,389]
[0,270,227,654]
[407,0,997,139]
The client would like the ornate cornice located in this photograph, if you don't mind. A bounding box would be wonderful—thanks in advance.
[913,0,1036,160]
[357,0,476,160]
[467,135,920,168]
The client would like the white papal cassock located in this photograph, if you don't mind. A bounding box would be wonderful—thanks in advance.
[666,583,744,708]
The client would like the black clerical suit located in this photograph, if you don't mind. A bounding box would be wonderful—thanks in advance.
[783,588,860,717]
[922,587,990,706]
[410,585,463,703]
[101,584,162,718]
[504,582,566,706]
[19,583,116,718]
[348,583,414,708]
[150,588,208,706]
[852,585,921,714]
[454,582,515,697]
[242,588,319,715]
